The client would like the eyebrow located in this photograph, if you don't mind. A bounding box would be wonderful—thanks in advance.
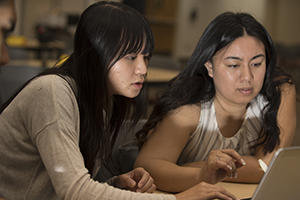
[224,54,265,61]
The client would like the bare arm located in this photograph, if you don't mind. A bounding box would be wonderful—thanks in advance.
[183,156,263,183]
[135,105,202,192]
[226,82,297,183]
[134,105,245,192]
[183,83,297,183]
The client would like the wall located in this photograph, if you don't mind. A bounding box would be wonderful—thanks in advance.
[20,0,85,39]
[14,0,300,59]
[271,0,300,45]
[14,0,123,40]
[173,0,268,59]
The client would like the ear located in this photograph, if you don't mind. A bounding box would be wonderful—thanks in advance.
[204,61,213,78]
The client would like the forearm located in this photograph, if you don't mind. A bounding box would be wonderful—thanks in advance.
[182,156,264,183]
[223,156,264,183]
[182,160,205,168]
[135,159,201,193]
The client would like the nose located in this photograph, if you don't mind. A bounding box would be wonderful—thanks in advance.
[240,65,253,82]
[0,43,10,67]
[135,58,148,77]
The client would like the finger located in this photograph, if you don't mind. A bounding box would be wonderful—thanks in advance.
[114,173,136,189]
[216,152,242,178]
[211,185,238,200]
[212,191,238,200]
[136,175,155,192]
[199,183,238,200]
[137,183,156,193]
[225,158,238,179]
[216,158,235,179]
[130,167,147,181]
[122,170,139,188]
[219,150,245,178]
[134,169,151,188]
[126,177,137,189]
[221,149,246,166]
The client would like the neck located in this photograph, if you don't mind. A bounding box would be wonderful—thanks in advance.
[214,97,247,118]
[213,97,248,138]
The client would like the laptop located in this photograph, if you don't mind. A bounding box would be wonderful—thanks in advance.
[242,146,300,200]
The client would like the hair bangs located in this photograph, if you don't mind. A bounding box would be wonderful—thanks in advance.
[112,16,154,66]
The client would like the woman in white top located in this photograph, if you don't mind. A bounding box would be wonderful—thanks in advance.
[0,1,239,200]
[135,12,296,193]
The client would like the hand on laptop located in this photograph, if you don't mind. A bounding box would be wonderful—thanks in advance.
[200,149,246,184]
[175,181,239,200]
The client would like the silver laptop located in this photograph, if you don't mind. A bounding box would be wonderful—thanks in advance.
[243,146,300,200]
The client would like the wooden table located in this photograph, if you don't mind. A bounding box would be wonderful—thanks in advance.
[8,39,66,61]
[155,182,258,199]
[146,66,180,83]
[145,67,181,103]
[0,183,256,200]
[216,182,257,199]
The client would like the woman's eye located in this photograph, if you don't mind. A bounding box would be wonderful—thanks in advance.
[252,63,262,67]
[127,56,136,60]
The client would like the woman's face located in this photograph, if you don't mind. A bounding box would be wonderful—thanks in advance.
[205,35,266,106]
[107,51,149,98]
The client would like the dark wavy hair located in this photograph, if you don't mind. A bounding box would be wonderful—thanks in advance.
[0,1,154,173]
[136,12,292,155]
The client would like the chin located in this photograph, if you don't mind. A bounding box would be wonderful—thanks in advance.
[125,92,140,99]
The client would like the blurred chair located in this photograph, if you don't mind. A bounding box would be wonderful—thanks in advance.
[8,48,31,60]
[95,119,146,182]
[0,65,42,105]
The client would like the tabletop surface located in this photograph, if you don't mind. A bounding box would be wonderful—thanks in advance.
[146,66,180,82]
[216,182,257,199]
[155,182,258,199]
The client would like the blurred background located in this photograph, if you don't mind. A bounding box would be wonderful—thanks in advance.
[8,0,300,62]
[1,0,300,145]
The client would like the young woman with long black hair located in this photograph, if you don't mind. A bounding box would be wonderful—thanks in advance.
[135,12,296,193]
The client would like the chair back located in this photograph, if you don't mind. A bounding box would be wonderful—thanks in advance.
[0,65,42,105]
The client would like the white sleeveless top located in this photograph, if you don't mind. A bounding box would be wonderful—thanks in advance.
[177,95,267,165]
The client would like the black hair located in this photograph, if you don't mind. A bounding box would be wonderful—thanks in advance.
[136,12,292,155]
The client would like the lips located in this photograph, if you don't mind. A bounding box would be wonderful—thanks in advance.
[238,87,253,94]
[132,80,144,89]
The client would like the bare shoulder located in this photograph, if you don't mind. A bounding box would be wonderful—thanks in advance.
[169,104,201,118]
[163,104,201,135]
